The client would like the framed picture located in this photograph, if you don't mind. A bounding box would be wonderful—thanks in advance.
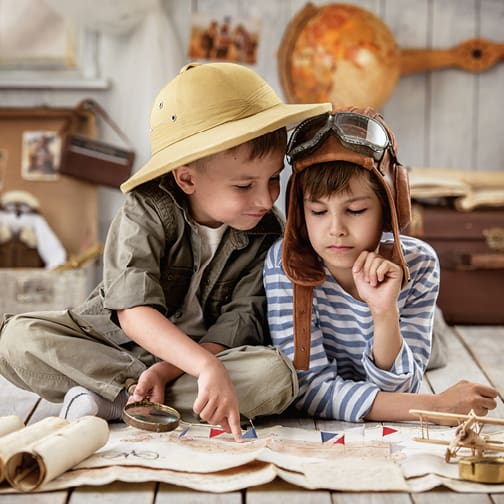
[0,0,75,69]
[0,0,105,89]
[21,131,61,181]
[188,12,260,65]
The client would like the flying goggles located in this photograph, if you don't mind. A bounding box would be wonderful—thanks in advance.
[287,112,390,163]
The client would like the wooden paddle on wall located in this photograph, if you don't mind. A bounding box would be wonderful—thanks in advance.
[278,3,504,109]
[401,38,504,74]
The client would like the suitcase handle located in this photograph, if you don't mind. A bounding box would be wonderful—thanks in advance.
[440,251,504,270]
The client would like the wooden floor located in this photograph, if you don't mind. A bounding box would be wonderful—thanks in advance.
[1,325,503,503]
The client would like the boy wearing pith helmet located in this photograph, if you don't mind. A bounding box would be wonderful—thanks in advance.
[264,107,497,423]
[0,62,331,440]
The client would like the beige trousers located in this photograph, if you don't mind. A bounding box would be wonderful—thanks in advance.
[0,311,298,420]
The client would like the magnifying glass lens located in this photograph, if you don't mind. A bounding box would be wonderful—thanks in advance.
[123,400,181,432]
[128,404,178,424]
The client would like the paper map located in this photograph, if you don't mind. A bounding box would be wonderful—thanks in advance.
[1,417,503,493]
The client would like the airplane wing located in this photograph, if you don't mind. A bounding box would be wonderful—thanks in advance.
[409,409,504,427]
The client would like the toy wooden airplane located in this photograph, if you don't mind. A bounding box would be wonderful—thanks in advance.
[409,409,504,463]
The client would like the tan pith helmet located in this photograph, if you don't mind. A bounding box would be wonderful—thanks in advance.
[121,62,332,193]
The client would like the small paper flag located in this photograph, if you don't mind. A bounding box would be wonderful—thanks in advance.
[241,425,258,439]
[320,431,339,443]
[335,435,345,444]
[178,424,191,438]
[382,426,398,437]
[209,428,226,438]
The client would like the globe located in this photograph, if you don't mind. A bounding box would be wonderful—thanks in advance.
[278,3,401,109]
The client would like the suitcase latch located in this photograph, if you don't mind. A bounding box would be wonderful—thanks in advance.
[483,227,504,252]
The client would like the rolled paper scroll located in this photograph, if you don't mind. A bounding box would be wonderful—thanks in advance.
[0,415,24,438]
[5,416,109,491]
[0,416,68,483]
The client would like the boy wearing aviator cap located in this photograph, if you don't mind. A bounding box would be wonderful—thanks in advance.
[264,107,497,423]
[0,63,330,440]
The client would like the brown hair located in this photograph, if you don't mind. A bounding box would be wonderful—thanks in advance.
[192,127,287,169]
[296,161,391,229]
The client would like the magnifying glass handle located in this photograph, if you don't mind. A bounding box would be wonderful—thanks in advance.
[125,378,137,396]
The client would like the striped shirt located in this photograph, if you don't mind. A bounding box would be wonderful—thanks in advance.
[264,235,440,422]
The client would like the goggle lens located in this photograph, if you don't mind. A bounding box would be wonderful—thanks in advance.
[288,112,390,162]
[335,113,388,149]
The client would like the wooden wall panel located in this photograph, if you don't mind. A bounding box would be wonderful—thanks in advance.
[382,0,430,168]
[429,0,478,170]
[476,0,504,172]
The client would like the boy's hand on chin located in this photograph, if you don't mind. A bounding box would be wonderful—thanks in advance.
[352,250,402,311]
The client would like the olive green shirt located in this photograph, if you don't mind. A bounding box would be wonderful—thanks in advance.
[71,176,284,350]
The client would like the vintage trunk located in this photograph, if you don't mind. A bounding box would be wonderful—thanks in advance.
[409,204,504,324]
[0,105,99,316]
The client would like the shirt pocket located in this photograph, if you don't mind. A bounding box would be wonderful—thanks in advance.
[161,266,193,317]
[205,279,235,322]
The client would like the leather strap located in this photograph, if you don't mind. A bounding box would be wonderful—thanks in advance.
[293,283,313,370]
[77,99,134,148]
[58,99,133,149]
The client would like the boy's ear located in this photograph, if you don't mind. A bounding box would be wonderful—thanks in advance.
[172,166,196,194]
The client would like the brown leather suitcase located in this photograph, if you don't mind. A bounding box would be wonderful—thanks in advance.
[59,134,134,188]
[59,99,134,188]
[409,204,504,324]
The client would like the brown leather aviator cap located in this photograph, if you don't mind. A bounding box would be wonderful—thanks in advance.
[283,106,412,290]
[282,107,412,370]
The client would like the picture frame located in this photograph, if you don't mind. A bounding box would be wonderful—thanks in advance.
[0,0,76,70]
[188,12,260,65]
[0,0,106,89]
[21,131,61,181]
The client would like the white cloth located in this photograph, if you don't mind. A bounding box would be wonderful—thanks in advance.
[0,210,67,269]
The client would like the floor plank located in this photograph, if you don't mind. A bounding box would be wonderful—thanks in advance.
[156,484,241,503]
[412,491,493,503]
[0,377,39,422]
[69,482,157,504]
[0,492,68,504]
[425,325,504,418]
[332,494,412,503]
[247,479,332,504]
[455,326,504,398]
[28,399,61,425]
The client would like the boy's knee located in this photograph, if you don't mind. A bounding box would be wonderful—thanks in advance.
[0,314,25,356]
[0,313,50,362]
[220,345,299,418]
[248,346,297,390]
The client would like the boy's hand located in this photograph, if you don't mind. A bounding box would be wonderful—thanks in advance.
[128,361,180,404]
[193,358,242,441]
[352,250,402,312]
[435,380,498,419]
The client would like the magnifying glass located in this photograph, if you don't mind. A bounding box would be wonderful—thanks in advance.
[122,380,256,437]
[123,400,184,433]
[122,379,187,433]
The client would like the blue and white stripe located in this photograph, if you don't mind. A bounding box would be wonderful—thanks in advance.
[264,235,440,422]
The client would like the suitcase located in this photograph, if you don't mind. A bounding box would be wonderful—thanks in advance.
[408,204,504,324]
[59,99,134,188]
[59,134,134,188]
[0,105,100,316]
